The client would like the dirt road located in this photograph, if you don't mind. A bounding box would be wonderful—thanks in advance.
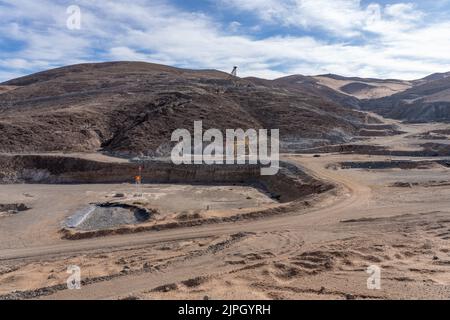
[39,152,450,300]
[32,155,359,299]
[1,120,450,299]
[0,155,360,263]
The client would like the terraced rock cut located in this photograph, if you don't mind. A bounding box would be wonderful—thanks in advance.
[0,155,333,203]
[0,154,335,239]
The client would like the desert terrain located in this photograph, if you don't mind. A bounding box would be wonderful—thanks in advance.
[1,62,450,300]
[1,116,450,300]
[4,0,450,305]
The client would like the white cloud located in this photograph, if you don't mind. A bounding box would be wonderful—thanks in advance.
[384,3,423,21]
[0,0,449,82]
[220,0,423,37]
[228,21,242,33]
[108,47,148,61]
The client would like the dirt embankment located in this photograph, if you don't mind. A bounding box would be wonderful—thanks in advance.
[337,161,441,170]
[298,144,388,155]
[0,155,332,204]
[1,155,335,240]
[299,143,450,157]
[357,123,405,137]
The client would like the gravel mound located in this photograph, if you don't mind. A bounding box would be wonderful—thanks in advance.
[66,203,152,231]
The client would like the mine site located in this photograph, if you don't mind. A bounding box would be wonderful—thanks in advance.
[1,1,450,303]
[0,61,449,300]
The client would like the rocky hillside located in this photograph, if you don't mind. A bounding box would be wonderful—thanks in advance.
[308,73,450,123]
[249,72,450,123]
[245,75,361,109]
[311,74,413,100]
[362,74,450,122]
[0,62,368,156]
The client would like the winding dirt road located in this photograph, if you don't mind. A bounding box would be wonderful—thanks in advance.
[0,155,362,264]
[3,119,450,299]
[19,155,372,299]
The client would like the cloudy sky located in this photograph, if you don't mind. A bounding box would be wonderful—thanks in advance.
[1,0,450,82]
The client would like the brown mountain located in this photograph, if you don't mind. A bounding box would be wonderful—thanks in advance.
[311,74,413,100]
[0,62,368,156]
[290,72,450,123]
[246,75,361,109]
[362,73,450,122]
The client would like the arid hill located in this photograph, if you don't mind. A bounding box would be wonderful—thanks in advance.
[246,75,361,109]
[307,73,450,123]
[0,62,368,156]
[312,74,413,100]
[362,74,450,122]
[247,72,450,123]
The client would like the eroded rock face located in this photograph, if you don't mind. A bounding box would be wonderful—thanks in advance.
[0,155,333,204]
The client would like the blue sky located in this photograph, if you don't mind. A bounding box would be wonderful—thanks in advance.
[1,0,450,82]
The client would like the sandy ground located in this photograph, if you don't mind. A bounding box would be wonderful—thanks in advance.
[0,184,275,249]
[0,86,18,95]
[357,120,450,152]
[1,119,450,300]
[313,76,412,99]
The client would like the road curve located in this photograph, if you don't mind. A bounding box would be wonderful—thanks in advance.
[0,156,367,263]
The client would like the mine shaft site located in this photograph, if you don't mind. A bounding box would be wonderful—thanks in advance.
[2,1,450,303]
[1,111,450,300]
